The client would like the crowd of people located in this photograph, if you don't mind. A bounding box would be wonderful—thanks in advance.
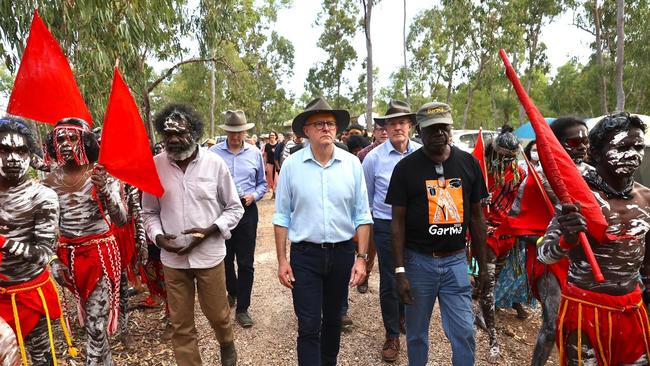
[0,94,648,366]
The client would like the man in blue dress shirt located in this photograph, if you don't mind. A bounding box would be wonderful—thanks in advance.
[273,97,373,366]
[210,110,268,328]
[362,100,421,362]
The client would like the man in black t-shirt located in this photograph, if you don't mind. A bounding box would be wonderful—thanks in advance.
[386,102,488,366]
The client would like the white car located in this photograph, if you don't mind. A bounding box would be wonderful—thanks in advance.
[451,129,498,153]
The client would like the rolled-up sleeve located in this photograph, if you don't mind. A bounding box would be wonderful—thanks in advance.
[352,161,373,228]
[142,192,164,242]
[214,162,245,240]
[272,159,292,228]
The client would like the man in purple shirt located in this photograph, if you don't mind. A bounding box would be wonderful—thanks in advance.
[210,110,268,328]
[142,104,244,366]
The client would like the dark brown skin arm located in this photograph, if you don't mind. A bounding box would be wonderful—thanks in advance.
[391,205,413,304]
[469,202,489,293]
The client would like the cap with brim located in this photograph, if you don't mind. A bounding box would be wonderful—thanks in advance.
[416,102,454,129]
[373,100,416,126]
[292,97,350,138]
[218,110,254,132]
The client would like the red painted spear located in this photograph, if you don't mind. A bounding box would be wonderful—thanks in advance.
[499,49,605,282]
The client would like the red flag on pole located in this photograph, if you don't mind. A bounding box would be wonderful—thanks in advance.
[499,49,605,282]
[8,10,92,126]
[98,68,164,197]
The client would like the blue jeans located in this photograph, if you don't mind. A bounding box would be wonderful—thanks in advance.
[291,240,355,366]
[374,218,403,339]
[404,249,475,366]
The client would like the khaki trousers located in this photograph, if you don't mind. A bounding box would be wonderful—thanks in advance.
[164,261,234,366]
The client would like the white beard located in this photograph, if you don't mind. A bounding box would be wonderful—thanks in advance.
[167,143,197,162]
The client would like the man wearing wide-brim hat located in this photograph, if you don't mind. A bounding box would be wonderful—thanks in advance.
[273,97,373,366]
[210,110,268,328]
[361,99,421,362]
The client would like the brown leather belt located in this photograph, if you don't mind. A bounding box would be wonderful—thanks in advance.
[431,248,466,258]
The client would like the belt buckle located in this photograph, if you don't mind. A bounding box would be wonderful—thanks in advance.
[320,243,333,249]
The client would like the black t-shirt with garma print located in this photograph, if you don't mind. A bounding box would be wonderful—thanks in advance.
[385,146,488,254]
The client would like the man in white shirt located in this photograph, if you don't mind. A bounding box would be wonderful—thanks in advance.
[142,104,244,366]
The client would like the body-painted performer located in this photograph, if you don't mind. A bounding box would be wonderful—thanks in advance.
[478,125,526,363]
[0,117,76,365]
[538,112,650,365]
[522,117,589,366]
[43,118,127,366]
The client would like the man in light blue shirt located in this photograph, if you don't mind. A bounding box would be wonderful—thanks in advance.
[209,110,267,328]
[362,100,421,362]
[273,97,373,366]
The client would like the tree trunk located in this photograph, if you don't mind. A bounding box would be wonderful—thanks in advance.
[210,50,216,137]
[614,0,625,111]
[593,0,608,114]
[363,0,373,128]
[403,0,410,102]
[463,55,485,129]
[445,40,456,104]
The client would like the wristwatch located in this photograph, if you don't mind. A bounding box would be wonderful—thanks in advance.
[356,253,369,262]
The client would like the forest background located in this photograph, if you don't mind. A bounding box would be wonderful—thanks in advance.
[0,0,643,142]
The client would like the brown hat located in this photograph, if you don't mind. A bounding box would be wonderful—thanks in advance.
[416,102,453,128]
[373,100,416,126]
[218,110,254,132]
[292,97,350,138]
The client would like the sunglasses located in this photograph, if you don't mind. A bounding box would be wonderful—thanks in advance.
[563,137,588,148]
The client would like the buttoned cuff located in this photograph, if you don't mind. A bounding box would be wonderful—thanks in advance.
[272,213,290,228]
[149,229,165,246]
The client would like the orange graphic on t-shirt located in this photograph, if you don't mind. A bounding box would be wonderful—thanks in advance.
[426,178,464,225]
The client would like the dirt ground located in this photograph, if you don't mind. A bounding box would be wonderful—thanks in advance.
[55,195,558,365]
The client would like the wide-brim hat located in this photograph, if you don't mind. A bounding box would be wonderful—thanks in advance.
[373,100,416,126]
[292,97,350,138]
[218,110,254,132]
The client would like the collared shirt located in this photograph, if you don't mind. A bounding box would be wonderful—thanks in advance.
[362,139,421,220]
[209,141,268,201]
[142,148,244,269]
[272,145,373,243]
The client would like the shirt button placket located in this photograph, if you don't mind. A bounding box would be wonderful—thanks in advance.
[322,168,327,243]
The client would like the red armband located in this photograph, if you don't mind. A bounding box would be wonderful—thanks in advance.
[0,234,5,248]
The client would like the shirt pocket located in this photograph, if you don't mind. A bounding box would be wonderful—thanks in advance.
[187,180,218,201]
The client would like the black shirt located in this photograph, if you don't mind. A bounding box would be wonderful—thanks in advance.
[264,142,277,163]
[385,146,488,254]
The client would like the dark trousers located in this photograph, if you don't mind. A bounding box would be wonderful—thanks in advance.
[291,240,355,366]
[224,202,258,313]
[374,218,404,339]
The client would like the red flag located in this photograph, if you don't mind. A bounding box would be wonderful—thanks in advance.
[472,128,490,214]
[8,10,92,126]
[99,68,164,197]
[499,49,605,282]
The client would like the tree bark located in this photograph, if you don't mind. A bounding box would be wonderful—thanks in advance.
[403,0,410,102]
[614,0,625,111]
[445,40,456,104]
[463,56,485,129]
[210,50,216,138]
[363,0,373,128]
[593,0,608,114]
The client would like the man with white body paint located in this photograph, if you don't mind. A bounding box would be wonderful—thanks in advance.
[44,118,127,366]
[538,112,650,365]
[0,117,72,365]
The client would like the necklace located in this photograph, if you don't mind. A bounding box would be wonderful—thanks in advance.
[56,168,91,189]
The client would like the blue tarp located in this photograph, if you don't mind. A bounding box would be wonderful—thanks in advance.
[514,117,556,139]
